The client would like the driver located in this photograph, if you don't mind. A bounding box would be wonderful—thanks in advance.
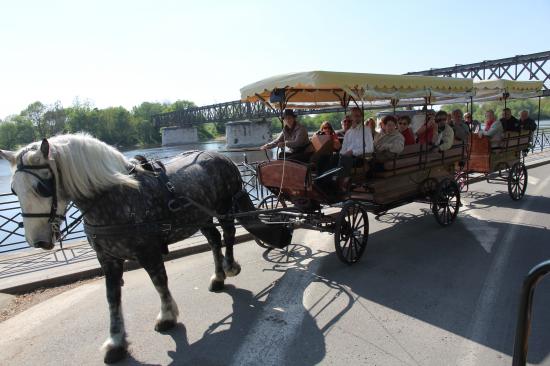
[261,109,311,161]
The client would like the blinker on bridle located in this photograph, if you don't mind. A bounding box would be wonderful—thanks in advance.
[11,151,65,224]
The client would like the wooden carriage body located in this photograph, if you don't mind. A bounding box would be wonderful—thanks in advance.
[467,131,531,174]
[257,142,465,208]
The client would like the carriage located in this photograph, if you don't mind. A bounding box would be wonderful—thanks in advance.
[239,71,475,264]
[455,79,544,200]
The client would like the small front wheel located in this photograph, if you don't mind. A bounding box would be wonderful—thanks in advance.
[334,201,369,264]
[432,178,460,227]
[508,162,528,201]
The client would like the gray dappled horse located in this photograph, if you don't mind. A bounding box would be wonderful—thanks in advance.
[0,133,256,363]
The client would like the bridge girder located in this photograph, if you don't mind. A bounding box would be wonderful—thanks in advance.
[153,50,550,128]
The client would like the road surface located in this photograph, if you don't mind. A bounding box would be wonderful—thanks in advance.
[1,165,550,366]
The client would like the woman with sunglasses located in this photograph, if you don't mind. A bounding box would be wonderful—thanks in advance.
[317,121,342,151]
[397,115,415,145]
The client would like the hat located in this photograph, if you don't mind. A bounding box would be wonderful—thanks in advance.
[283,109,297,118]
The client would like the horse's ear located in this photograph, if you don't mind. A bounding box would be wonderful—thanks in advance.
[0,150,16,165]
[40,139,50,159]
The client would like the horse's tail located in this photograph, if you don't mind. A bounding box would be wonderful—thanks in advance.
[232,190,293,249]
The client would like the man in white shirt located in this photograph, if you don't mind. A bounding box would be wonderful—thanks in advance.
[337,107,374,189]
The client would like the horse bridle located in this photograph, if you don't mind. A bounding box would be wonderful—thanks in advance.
[11,151,66,226]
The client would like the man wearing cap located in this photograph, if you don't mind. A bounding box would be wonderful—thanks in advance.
[261,109,311,161]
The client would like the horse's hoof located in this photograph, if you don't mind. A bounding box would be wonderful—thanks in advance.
[224,263,241,277]
[155,319,176,332]
[209,280,225,292]
[104,346,127,364]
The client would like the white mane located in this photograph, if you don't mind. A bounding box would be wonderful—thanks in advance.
[18,133,139,200]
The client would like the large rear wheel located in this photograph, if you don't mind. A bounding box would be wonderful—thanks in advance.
[334,201,369,264]
[432,178,460,227]
[508,162,528,201]
[254,195,287,248]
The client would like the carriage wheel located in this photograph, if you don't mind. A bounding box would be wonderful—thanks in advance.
[508,162,528,201]
[431,178,460,227]
[254,195,287,248]
[454,171,469,193]
[419,178,439,198]
[334,201,369,264]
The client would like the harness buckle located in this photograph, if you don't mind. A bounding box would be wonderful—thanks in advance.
[165,181,176,193]
[160,223,172,232]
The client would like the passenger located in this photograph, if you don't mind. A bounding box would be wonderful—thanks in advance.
[417,110,437,145]
[478,116,504,148]
[451,108,470,142]
[374,116,405,160]
[464,112,481,133]
[336,107,374,189]
[261,109,311,161]
[365,118,376,139]
[316,121,341,151]
[397,115,416,145]
[433,111,454,151]
[500,107,521,132]
[483,110,497,132]
[336,116,352,141]
[519,110,537,132]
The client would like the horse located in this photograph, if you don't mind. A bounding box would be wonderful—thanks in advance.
[0,133,273,363]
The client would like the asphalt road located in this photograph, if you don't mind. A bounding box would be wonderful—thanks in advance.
[1,164,550,366]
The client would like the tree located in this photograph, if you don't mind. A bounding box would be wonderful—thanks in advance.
[21,101,47,137]
[0,122,18,149]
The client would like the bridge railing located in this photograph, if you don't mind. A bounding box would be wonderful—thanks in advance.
[1,129,549,256]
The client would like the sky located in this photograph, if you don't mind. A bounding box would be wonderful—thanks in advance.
[0,0,548,119]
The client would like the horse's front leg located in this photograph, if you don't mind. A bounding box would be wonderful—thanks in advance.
[201,223,226,292]
[138,250,179,332]
[221,218,241,278]
[98,255,128,364]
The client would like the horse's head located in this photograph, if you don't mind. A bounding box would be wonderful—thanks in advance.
[0,139,69,250]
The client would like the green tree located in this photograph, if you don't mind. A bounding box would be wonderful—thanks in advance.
[0,122,18,149]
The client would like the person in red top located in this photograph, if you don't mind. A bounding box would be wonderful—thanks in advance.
[417,111,436,145]
[483,110,496,132]
[397,115,416,145]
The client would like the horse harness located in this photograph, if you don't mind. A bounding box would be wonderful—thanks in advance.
[11,151,65,226]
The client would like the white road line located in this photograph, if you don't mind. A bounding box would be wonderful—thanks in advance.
[457,172,549,366]
[229,231,321,366]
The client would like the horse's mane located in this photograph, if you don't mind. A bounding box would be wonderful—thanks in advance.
[18,133,139,200]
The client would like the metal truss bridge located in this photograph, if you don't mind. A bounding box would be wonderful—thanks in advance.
[153,50,550,128]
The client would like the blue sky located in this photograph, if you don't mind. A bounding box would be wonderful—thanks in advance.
[0,0,548,119]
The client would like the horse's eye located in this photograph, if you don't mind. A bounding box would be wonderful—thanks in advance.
[36,180,53,198]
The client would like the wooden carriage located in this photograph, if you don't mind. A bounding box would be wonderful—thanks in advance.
[460,131,531,200]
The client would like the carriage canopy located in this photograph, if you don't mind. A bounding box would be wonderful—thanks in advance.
[240,70,474,110]
[473,79,544,100]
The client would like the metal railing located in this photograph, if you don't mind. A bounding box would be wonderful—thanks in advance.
[0,161,265,255]
[512,260,550,366]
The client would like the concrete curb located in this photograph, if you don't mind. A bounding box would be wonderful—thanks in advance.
[1,232,254,295]
[2,155,549,295]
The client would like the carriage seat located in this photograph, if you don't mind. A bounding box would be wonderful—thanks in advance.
[373,143,464,178]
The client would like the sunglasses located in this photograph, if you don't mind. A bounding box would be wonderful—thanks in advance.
[398,122,408,125]
[436,118,446,122]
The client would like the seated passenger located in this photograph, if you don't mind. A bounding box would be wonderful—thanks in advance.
[478,117,504,148]
[500,107,520,132]
[451,108,470,143]
[375,116,405,160]
[336,116,352,141]
[316,121,342,151]
[397,115,415,145]
[519,110,537,132]
[483,110,497,131]
[417,111,436,145]
[365,118,376,139]
[336,107,374,189]
[261,109,311,162]
[464,112,481,133]
[433,111,455,151]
